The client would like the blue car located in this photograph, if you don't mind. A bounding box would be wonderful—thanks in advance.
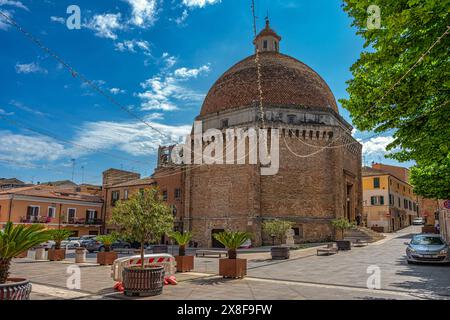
[405,234,450,264]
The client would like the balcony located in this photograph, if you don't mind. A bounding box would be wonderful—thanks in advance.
[66,217,103,226]
[20,216,52,224]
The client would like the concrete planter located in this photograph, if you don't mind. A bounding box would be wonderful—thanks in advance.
[97,251,118,265]
[270,246,290,260]
[336,240,351,251]
[75,247,87,263]
[48,249,66,261]
[123,266,165,297]
[0,278,32,300]
[219,258,247,279]
[175,255,194,272]
[34,247,46,260]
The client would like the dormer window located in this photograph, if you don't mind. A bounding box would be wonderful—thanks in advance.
[263,40,268,50]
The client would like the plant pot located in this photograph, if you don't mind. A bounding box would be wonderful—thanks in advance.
[15,251,28,259]
[97,251,118,265]
[175,255,194,272]
[336,240,351,251]
[48,249,66,261]
[270,246,290,260]
[0,278,32,300]
[219,258,247,279]
[122,266,165,297]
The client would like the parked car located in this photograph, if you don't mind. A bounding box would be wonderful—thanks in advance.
[405,234,450,264]
[61,239,81,249]
[239,239,252,249]
[82,239,132,253]
[412,217,425,225]
[41,240,55,250]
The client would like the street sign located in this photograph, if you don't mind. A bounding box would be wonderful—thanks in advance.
[444,200,450,210]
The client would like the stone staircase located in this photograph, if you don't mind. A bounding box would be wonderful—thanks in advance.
[344,226,385,243]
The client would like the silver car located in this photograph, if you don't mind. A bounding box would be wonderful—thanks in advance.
[406,234,450,264]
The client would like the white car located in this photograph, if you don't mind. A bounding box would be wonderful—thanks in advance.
[412,217,425,225]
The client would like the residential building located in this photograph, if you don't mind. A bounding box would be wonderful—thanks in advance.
[362,165,419,232]
[0,178,28,190]
[0,185,103,236]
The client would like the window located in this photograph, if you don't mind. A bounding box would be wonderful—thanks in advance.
[175,188,181,200]
[47,206,56,218]
[371,196,384,206]
[408,201,412,210]
[404,199,408,209]
[287,115,296,124]
[413,203,416,211]
[86,209,97,223]
[27,206,39,217]
[274,41,278,51]
[111,191,120,206]
[263,40,268,49]
[370,196,377,205]
[398,197,401,207]
[373,177,380,188]
[389,194,394,206]
[221,119,229,128]
[124,189,129,200]
[379,196,384,205]
[67,208,76,223]
[162,190,168,201]
[292,227,300,236]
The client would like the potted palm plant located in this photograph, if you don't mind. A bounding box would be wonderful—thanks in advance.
[213,231,251,279]
[95,234,118,265]
[170,231,193,272]
[0,222,52,300]
[48,229,73,261]
[111,187,173,297]
[262,219,294,260]
[331,218,355,250]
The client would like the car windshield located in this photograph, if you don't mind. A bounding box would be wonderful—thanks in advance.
[411,236,444,245]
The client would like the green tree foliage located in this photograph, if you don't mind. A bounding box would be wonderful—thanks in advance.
[0,222,52,283]
[95,234,118,252]
[340,0,449,199]
[262,219,294,245]
[213,231,251,259]
[169,231,192,256]
[331,218,356,239]
[110,188,173,268]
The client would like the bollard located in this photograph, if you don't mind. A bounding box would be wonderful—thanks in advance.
[35,247,46,260]
[75,247,87,263]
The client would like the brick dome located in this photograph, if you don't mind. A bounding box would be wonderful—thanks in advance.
[200,52,339,116]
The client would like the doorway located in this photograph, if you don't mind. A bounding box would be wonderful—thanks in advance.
[211,229,225,248]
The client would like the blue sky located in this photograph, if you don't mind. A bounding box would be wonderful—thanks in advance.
[0,0,410,185]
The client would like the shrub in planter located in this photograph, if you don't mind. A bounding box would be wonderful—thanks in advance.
[0,222,52,300]
[331,218,356,251]
[213,231,251,279]
[95,234,118,265]
[110,187,173,297]
[170,231,194,272]
[262,219,294,260]
[48,229,73,261]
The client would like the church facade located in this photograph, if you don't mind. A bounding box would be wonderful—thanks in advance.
[158,20,362,247]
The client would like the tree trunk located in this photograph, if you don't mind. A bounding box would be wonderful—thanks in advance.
[228,249,237,259]
[179,244,186,257]
[0,258,12,284]
[140,241,145,269]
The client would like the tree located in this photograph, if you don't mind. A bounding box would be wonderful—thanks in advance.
[169,231,192,256]
[110,188,173,268]
[49,229,73,249]
[262,219,294,246]
[331,218,356,240]
[95,234,118,252]
[213,231,251,259]
[340,0,450,199]
[0,222,52,283]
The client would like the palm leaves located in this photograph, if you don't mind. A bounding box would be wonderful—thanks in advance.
[95,234,118,252]
[169,231,192,256]
[0,222,52,283]
[213,231,251,259]
[49,229,73,249]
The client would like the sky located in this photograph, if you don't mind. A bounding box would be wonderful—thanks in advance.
[0,0,412,185]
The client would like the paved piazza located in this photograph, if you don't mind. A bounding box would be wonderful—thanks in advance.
[9,226,450,300]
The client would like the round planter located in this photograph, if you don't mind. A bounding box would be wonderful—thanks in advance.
[270,246,290,260]
[75,247,87,263]
[336,240,351,251]
[0,278,32,300]
[122,266,165,297]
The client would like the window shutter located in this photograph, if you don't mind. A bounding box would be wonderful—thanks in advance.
[371,197,375,205]
[380,196,384,205]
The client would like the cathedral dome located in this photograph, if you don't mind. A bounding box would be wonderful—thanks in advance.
[200,20,338,116]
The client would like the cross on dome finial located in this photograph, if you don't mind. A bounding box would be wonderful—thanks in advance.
[253,18,281,53]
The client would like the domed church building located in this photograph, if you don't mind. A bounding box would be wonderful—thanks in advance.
[158,20,362,247]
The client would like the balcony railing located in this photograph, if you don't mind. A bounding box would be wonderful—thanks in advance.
[20,216,52,224]
[66,217,103,225]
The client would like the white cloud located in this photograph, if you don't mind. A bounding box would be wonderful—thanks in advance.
[70,119,191,156]
[125,0,158,27]
[15,62,48,74]
[50,16,65,24]
[85,13,123,40]
[174,9,189,25]
[0,0,28,11]
[361,136,395,156]
[9,100,48,116]
[110,87,126,95]
[162,52,177,68]
[0,108,14,116]
[138,64,210,111]
[0,131,65,165]
[182,0,221,8]
[115,39,152,56]
[174,64,210,79]
[0,2,28,31]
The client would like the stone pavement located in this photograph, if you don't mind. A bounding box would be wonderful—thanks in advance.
[9,226,450,300]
